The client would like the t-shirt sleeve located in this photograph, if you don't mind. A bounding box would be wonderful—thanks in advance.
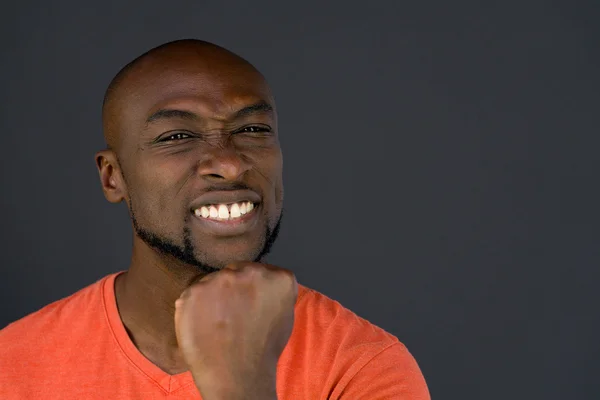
[337,342,431,400]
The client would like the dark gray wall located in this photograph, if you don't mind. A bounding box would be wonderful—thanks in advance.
[1,1,599,399]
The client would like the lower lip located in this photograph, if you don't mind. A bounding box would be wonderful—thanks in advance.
[191,205,260,236]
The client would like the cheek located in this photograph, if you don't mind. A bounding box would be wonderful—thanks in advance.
[127,161,188,225]
[269,151,284,213]
[274,171,284,207]
[244,147,283,213]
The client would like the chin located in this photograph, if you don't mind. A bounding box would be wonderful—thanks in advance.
[196,244,265,269]
[187,221,273,270]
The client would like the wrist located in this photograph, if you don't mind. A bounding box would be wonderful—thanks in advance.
[199,388,277,400]
[193,375,277,400]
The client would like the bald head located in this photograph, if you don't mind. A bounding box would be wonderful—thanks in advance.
[102,39,271,151]
[95,38,282,271]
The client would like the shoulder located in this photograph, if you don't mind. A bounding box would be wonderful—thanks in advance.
[0,274,114,357]
[289,283,402,371]
[0,273,121,398]
[294,283,399,346]
[281,284,430,398]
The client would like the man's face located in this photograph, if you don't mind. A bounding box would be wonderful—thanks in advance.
[114,55,283,272]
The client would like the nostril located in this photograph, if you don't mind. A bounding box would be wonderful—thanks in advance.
[197,153,250,181]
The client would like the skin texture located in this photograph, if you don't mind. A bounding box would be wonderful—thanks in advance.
[175,262,296,400]
[95,39,297,399]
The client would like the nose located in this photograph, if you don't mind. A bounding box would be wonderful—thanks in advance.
[196,144,251,182]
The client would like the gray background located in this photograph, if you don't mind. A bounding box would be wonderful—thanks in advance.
[1,1,599,399]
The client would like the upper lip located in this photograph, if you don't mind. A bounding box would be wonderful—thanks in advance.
[190,190,262,211]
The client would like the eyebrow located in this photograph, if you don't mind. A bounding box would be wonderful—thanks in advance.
[233,102,273,118]
[146,109,198,124]
[145,101,274,125]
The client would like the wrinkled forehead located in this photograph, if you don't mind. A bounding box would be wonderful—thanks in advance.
[122,63,274,120]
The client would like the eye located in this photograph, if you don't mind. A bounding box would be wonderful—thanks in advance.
[160,132,192,141]
[236,126,271,135]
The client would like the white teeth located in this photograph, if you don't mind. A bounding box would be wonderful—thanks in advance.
[218,204,229,219]
[230,203,241,218]
[194,202,256,221]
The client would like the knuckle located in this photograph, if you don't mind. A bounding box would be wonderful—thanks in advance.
[216,269,236,286]
[279,268,296,283]
[237,263,262,279]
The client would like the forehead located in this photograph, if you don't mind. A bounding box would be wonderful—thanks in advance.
[121,58,274,121]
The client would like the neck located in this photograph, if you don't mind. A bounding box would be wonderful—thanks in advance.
[114,240,209,374]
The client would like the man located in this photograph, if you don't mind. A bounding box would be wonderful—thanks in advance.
[0,39,430,399]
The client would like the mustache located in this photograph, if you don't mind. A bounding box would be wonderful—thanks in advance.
[200,182,257,193]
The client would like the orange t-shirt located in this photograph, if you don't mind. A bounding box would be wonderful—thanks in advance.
[0,272,430,399]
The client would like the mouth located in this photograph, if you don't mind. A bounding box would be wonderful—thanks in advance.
[189,190,262,235]
[193,200,256,221]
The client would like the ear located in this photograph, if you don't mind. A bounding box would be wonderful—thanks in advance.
[95,149,127,204]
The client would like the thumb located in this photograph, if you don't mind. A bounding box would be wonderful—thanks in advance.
[174,297,184,345]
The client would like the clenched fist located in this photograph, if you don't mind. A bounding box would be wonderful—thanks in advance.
[174,262,298,400]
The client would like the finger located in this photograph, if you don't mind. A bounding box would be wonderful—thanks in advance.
[223,261,249,272]
[190,271,218,285]
[173,298,184,344]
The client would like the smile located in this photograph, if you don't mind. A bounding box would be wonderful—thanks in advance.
[189,190,262,235]
[193,201,256,221]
